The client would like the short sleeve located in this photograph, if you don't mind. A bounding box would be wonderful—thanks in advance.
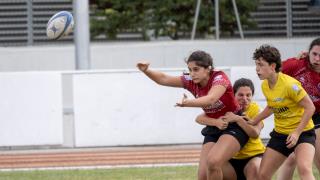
[246,102,261,119]
[282,58,305,77]
[286,82,307,103]
[212,74,230,88]
[180,74,193,90]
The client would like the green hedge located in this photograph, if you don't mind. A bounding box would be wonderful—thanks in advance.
[89,0,258,40]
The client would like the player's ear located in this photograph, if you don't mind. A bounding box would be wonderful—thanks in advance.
[270,63,276,71]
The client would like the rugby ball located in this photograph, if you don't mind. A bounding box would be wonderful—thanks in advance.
[46,11,74,40]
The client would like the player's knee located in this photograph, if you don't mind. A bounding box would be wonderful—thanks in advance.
[296,163,313,176]
[244,163,259,178]
[197,168,207,180]
[206,157,222,171]
[258,169,271,180]
[285,153,297,167]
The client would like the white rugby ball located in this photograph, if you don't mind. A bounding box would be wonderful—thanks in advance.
[46,11,74,40]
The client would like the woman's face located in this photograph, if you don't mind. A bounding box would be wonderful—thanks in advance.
[187,61,211,86]
[255,57,275,80]
[309,45,320,72]
[235,86,253,110]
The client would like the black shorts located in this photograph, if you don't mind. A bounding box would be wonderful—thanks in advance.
[267,129,316,157]
[229,154,263,180]
[313,113,320,129]
[202,122,249,148]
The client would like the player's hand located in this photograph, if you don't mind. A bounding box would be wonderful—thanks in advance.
[247,120,256,126]
[136,61,150,72]
[221,112,240,123]
[175,93,188,107]
[216,119,228,130]
[296,51,308,59]
[286,131,300,149]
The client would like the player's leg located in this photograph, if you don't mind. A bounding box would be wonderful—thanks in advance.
[258,148,287,180]
[198,142,214,180]
[206,134,241,180]
[244,156,262,180]
[229,158,248,180]
[314,128,320,173]
[312,112,320,173]
[276,153,296,180]
[221,162,237,180]
[295,143,315,180]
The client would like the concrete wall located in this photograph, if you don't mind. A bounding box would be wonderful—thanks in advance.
[0,72,63,147]
[0,68,275,148]
[0,39,311,148]
[0,38,314,71]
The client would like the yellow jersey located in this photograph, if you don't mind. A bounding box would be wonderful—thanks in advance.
[262,72,314,134]
[233,102,266,159]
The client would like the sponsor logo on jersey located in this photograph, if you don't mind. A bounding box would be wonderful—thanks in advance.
[203,100,225,113]
[299,77,305,83]
[183,75,192,80]
[213,75,223,81]
[273,97,284,102]
[310,95,320,102]
[292,84,300,92]
[272,107,289,114]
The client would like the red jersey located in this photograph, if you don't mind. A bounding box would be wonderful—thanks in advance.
[181,70,239,118]
[282,57,320,113]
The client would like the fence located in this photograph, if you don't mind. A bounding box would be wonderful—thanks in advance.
[238,0,320,38]
[0,0,320,46]
[0,0,73,46]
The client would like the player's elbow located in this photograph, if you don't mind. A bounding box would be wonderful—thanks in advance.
[195,116,202,124]
[311,104,316,114]
[307,104,316,115]
[245,125,260,138]
[250,130,260,138]
[204,97,217,107]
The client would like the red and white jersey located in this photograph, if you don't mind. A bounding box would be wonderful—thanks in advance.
[181,70,239,118]
[282,57,320,113]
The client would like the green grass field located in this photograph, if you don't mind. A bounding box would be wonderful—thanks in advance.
[0,165,318,180]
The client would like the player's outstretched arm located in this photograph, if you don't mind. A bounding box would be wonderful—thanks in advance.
[136,61,183,88]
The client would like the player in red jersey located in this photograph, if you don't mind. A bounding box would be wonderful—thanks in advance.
[137,50,251,180]
[277,38,320,180]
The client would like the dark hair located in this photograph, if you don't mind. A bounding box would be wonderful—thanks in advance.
[186,50,214,69]
[233,78,255,95]
[253,44,281,72]
[308,37,320,52]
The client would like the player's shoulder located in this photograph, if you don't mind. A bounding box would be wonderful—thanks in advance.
[282,57,306,69]
[211,70,228,80]
[280,72,299,82]
[245,102,260,118]
[279,73,302,89]
[249,101,260,109]
[248,101,261,112]
[182,73,192,81]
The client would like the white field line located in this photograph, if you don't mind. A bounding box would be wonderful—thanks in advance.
[0,163,198,172]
